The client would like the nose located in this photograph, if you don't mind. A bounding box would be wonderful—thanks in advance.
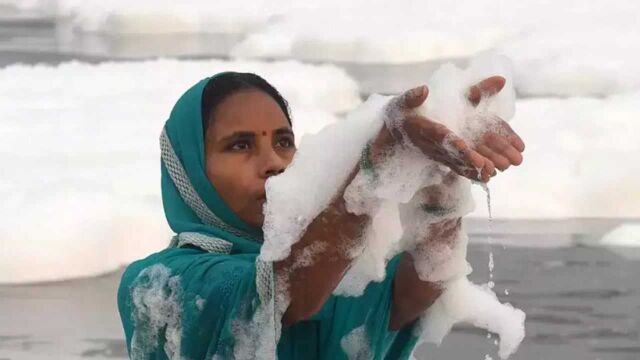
[259,147,287,179]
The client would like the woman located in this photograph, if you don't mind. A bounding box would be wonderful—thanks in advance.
[117,72,524,359]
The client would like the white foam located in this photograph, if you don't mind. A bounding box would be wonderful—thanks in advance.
[232,0,640,96]
[260,94,387,262]
[333,202,402,296]
[230,1,513,64]
[130,264,183,360]
[418,278,526,359]
[340,325,371,359]
[195,295,206,311]
[54,0,281,35]
[415,55,516,137]
[16,0,639,96]
[600,223,640,248]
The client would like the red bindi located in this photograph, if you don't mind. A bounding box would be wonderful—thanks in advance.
[262,131,267,136]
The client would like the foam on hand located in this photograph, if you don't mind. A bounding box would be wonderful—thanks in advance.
[406,55,524,359]
[340,55,524,357]
[260,95,389,262]
[261,55,524,357]
[414,54,516,140]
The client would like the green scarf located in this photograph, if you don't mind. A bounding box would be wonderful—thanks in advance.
[160,74,263,254]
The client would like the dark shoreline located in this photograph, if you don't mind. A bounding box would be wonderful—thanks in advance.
[2,238,639,359]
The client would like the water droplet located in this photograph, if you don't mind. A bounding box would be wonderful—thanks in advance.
[488,252,494,273]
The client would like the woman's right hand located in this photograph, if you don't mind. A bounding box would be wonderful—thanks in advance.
[369,77,524,183]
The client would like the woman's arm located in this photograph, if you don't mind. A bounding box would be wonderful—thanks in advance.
[277,165,368,326]
[278,120,482,327]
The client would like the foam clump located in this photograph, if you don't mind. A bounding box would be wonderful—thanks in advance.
[600,223,640,247]
[344,55,525,357]
[333,202,403,296]
[414,54,516,140]
[260,94,389,262]
[418,277,525,359]
[338,55,517,291]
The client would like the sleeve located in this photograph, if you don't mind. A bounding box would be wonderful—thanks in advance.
[313,254,420,360]
[117,247,272,360]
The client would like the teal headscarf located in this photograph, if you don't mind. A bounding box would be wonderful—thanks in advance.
[160,74,263,254]
[117,74,420,360]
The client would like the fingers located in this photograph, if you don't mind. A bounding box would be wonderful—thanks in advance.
[399,85,429,109]
[497,120,526,152]
[457,161,494,183]
[483,132,523,166]
[406,115,500,183]
[467,76,506,106]
[477,144,511,171]
[450,138,484,169]
[510,135,526,153]
[450,140,494,182]
[479,155,495,182]
[404,115,454,146]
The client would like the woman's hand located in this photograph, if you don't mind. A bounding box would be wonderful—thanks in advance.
[370,76,525,183]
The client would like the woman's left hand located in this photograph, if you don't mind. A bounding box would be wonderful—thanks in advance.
[370,76,525,182]
[468,78,525,171]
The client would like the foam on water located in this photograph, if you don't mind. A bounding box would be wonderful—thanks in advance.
[14,0,639,96]
[0,58,359,284]
[600,223,640,248]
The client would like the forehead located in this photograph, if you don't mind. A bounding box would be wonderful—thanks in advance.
[207,89,290,139]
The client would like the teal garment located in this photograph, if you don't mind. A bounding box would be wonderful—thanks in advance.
[117,74,420,359]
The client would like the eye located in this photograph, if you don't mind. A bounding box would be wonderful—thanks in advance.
[227,140,251,151]
[276,136,295,149]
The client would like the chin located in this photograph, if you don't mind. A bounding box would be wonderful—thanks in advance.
[247,214,265,229]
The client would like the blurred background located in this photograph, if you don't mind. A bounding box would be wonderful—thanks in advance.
[1,0,639,359]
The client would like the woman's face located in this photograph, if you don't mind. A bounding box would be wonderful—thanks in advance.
[204,89,296,228]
